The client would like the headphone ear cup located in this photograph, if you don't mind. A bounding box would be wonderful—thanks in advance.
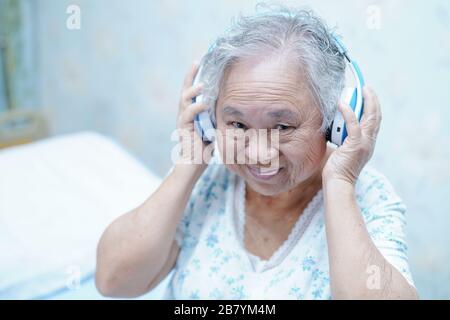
[327,87,357,144]
[343,87,358,110]
[194,109,216,142]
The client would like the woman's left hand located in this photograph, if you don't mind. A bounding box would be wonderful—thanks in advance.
[322,86,382,185]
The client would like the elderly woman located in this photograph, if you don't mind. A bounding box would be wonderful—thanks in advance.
[95,6,418,299]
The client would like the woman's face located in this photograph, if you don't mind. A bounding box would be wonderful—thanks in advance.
[215,53,327,196]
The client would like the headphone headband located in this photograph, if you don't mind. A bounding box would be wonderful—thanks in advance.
[194,16,365,146]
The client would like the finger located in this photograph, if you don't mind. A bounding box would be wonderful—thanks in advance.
[182,61,200,91]
[338,102,361,140]
[361,86,381,122]
[366,86,382,138]
[180,102,209,124]
[366,86,382,126]
[360,86,381,137]
[181,83,204,106]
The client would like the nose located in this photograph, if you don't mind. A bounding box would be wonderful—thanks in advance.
[246,129,279,167]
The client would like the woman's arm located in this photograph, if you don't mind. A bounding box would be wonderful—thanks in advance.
[322,86,418,299]
[323,179,417,299]
[95,62,209,298]
[95,165,205,298]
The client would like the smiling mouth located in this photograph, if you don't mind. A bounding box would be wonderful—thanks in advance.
[246,165,282,181]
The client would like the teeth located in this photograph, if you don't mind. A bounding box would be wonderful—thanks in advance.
[258,167,279,176]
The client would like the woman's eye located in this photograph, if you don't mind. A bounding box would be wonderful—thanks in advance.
[275,124,291,131]
[231,121,246,130]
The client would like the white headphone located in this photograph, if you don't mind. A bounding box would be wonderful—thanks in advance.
[192,34,365,146]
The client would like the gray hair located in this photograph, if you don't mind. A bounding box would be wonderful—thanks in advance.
[199,3,346,132]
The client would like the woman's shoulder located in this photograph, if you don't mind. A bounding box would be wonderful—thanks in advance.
[187,154,234,214]
[356,164,401,198]
[194,160,233,196]
[355,164,407,220]
[357,163,386,181]
[175,159,233,247]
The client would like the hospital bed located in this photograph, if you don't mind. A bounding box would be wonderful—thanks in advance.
[0,131,171,299]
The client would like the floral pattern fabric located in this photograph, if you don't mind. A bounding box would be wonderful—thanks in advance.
[164,162,415,299]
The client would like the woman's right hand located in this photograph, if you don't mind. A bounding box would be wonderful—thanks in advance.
[96,63,213,297]
[175,61,212,171]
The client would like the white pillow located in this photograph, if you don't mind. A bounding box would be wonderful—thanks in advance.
[0,131,162,299]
